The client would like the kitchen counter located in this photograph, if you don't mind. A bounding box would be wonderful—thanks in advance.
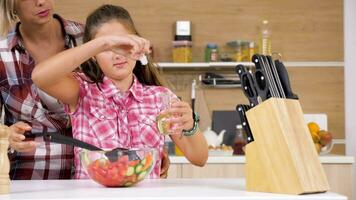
[168,155,354,199]
[3,179,347,200]
[169,155,355,164]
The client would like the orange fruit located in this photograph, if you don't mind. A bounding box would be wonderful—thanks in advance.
[308,122,320,133]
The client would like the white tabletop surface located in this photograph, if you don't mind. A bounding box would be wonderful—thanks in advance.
[169,155,355,164]
[1,179,347,200]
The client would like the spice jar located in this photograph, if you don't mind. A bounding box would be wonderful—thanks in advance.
[226,40,251,62]
[249,42,255,61]
[172,21,192,63]
[241,41,250,61]
[172,40,192,63]
[205,43,219,62]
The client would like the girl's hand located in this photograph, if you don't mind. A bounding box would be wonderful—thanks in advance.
[165,101,194,134]
[101,34,150,60]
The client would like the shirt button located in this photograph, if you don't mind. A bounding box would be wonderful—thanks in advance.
[100,116,104,119]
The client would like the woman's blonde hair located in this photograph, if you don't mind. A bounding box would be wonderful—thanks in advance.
[0,0,17,37]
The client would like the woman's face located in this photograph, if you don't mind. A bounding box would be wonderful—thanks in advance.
[94,20,137,82]
[15,0,54,25]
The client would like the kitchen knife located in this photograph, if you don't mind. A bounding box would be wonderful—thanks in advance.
[235,65,259,107]
[252,54,278,98]
[260,54,281,98]
[266,55,286,98]
[236,104,254,144]
[274,60,299,99]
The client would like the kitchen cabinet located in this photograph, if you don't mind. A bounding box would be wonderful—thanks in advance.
[168,156,354,200]
[6,179,347,200]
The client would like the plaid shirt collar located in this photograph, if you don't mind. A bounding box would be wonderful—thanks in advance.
[99,75,144,102]
[7,14,82,51]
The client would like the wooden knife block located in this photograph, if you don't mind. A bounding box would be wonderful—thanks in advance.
[245,98,329,195]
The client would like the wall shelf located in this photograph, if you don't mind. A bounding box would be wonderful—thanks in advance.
[157,61,344,68]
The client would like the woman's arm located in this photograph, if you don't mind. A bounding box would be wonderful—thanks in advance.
[169,101,209,166]
[32,35,147,109]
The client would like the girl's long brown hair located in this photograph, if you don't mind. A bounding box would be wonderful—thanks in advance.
[81,4,166,87]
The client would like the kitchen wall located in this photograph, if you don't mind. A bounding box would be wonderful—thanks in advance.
[56,0,344,154]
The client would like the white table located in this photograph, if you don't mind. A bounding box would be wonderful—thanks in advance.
[2,179,347,200]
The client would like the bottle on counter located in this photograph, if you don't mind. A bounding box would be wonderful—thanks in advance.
[259,20,272,55]
[233,124,247,155]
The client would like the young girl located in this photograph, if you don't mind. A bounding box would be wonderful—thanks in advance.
[32,4,208,179]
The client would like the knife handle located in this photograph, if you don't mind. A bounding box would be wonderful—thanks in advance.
[275,60,299,99]
[236,104,254,144]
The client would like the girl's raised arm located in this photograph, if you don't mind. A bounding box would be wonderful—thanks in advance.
[32,35,147,110]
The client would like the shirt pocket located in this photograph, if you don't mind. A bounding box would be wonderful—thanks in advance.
[138,114,163,148]
[88,106,118,141]
[90,106,117,120]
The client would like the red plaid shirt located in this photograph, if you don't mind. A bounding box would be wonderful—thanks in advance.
[69,74,174,179]
[0,15,83,179]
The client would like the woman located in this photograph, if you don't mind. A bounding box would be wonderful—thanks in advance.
[0,0,170,179]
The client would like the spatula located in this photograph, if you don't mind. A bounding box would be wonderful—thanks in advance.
[25,132,138,162]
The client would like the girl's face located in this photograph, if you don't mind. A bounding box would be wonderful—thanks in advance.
[15,0,54,25]
[94,21,137,82]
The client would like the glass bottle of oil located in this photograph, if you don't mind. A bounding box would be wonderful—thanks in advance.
[259,20,272,55]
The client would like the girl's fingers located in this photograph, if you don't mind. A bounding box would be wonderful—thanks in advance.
[169,115,191,124]
[130,35,150,53]
[127,35,150,57]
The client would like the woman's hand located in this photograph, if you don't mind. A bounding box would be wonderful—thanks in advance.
[165,101,194,134]
[9,122,35,152]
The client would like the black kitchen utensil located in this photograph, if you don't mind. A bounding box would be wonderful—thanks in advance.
[236,65,259,106]
[235,64,269,107]
[266,55,286,98]
[25,132,139,162]
[202,72,241,85]
[260,54,282,98]
[274,60,299,99]
[236,104,254,144]
[252,54,278,98]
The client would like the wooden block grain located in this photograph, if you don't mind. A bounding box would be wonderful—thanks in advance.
[245,98,329,194]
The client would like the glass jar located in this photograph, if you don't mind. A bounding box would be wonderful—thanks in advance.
[233,124,247,155]
[172,40,192,63]
[241,41,250,61]
[205,43,219,62]
[249,42,255,61]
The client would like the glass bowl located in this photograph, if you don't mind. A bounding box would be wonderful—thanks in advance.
[319,140,334,155]
[80,148,156,187]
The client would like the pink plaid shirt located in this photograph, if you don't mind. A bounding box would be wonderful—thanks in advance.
[0,15,83,179]
[68,74,174,179]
